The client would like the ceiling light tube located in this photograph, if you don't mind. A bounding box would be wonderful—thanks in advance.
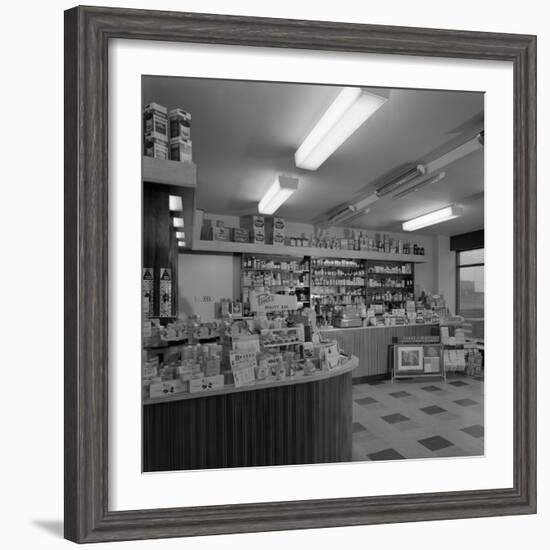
[352,193,380,210]
[376,165,426,197]
[402,205,462,232]
[295,87,388,170]
[173,217,184,228]
[392,171,446,200]
[425,136,482,173]
[258,175,299,215]
[175,231,185,239]
[169,195,183,211]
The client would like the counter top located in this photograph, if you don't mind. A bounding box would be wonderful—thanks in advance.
[320,322,439,332]
[143,355,358,405]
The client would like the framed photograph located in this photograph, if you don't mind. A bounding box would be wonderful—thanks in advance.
[64,6,536,543]
[396,346,424,372]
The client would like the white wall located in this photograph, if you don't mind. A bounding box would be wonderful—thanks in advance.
[434,235,456,314]
[178,253,240,320]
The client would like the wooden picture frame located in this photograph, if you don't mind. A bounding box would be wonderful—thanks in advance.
[64,6,536,543]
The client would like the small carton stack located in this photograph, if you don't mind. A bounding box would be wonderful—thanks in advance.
[143,102,168,159]
[169,108,193,162]
[269,217,286,245]
[244,215,265,244]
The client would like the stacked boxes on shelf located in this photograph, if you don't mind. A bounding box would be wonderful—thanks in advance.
[269,217,286,245]
[143,102,169,159]
[168,108,193,162]
[143,103,193,163]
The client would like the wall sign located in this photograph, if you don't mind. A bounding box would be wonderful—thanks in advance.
[142,268,154,318]
[159,268,173,318]
[249,291,298,313]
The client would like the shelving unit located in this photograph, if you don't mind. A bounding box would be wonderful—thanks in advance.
[365,259,415,310]
[241,254,310,308]
[310,257,366,313]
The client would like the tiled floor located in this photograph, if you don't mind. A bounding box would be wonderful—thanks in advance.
[352,374,484,461]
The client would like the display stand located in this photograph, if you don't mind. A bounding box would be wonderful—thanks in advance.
[390,339,445,382]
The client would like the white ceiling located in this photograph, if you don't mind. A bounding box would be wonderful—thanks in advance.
[143,77,484,236]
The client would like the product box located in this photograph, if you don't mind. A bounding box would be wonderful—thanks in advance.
[169,137,192,162]
[271,232,285,246]
[272,216,286,232]
[212,226,231,241]
[149,379,185,399]
[251,228,265,244]
[168,108,192,140]
[144,113,168,140]
[232,227,250,243]
[144,138,168,160]
[189,374,225,393]
[144,102,168,117]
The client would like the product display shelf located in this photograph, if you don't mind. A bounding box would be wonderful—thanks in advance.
[143,156,197,187]
[190,238,428,263]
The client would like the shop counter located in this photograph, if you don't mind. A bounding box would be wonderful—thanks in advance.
[143,356,357,471]
[320,324,439,381]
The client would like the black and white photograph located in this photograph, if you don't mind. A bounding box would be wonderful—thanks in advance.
[141,76,485,472]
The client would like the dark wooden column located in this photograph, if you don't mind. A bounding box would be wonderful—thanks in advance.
[142,182,181,318]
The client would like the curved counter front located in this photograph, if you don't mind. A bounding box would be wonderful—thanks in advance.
[143,356,358,472]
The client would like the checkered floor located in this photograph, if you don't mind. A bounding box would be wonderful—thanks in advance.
[352,375,484,461]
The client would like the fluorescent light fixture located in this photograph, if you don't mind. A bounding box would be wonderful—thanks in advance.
[376,165,426,197]
[173,217,184,228]
[177,240,187,247]
[295,87,388,170]
[402,205,462,232]
[392,171,446,199]
[352,193,379,210]
[425,136,482,173]
[258,175,299,215]
[175,231,185,239]
[169,195,183,211]
[325,205,357,225]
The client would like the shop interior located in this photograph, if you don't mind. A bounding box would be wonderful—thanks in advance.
[141,76,485,471]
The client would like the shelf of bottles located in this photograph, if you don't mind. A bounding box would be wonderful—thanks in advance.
[241,254,310,306]
[365,260,415,309]
[310,258,366,315]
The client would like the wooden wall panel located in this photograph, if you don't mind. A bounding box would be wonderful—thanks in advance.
[143,371,352,472]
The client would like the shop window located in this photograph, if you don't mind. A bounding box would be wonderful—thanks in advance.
[456,248,484,340]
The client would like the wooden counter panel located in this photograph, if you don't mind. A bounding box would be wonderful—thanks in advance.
[321,325,439,379]
[143,370,352,472]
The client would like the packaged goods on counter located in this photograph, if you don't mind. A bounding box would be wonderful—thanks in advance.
[149,379,186,399]
[189,374,224,393]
